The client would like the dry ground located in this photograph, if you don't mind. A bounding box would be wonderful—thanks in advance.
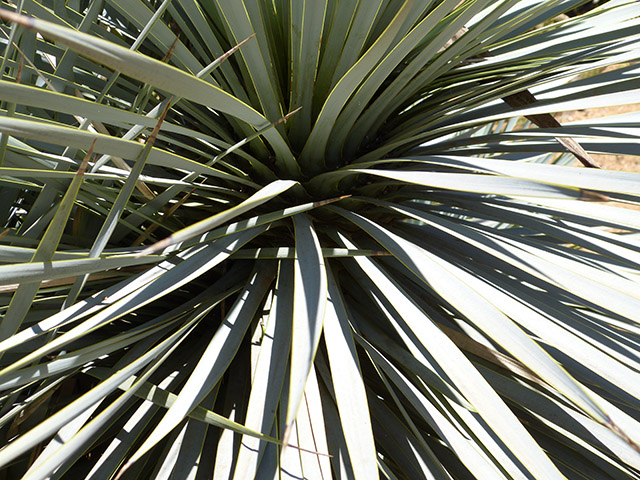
[559,103,640,172]
[556,101,640,213]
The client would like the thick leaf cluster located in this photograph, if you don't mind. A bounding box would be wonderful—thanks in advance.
[0,0,640,479]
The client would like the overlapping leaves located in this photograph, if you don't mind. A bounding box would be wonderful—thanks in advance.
[1,0,640,479]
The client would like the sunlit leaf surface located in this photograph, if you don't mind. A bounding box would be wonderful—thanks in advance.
[1,1,639,478]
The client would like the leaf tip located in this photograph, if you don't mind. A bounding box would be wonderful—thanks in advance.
[579,189,609,202]
[282,422,294,451]
[78,138,98,176]
[136,237,171,257]
[0,9,35,29]
[217,33,257,64]
[605,415,640,454]
[313,194,351,208]
[114,460,133,480]
[276,106,303,126]
[147,99,173,146]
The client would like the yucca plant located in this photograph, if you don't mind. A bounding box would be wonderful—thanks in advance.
[1,0,640,478]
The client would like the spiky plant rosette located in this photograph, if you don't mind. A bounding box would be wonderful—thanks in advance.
[1,0,640,478]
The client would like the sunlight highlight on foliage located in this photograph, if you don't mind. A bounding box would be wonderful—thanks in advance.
[0,0,639,478]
